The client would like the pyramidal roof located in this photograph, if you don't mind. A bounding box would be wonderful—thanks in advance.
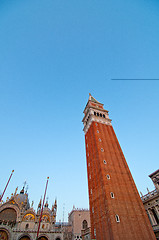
[89,93,102,104]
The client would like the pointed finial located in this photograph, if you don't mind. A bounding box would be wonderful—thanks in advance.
[20,187,24,194]
[38,198,42,209]
[23,181,27,188]
[25,185,29,194]
[52,204,54,211]
[89,93,92,101]
[14,187,18,195]
[45,197,49,208]
[31,201,34,207]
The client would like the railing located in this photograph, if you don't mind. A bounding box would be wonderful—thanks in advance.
[141,189,158,201]
[153,225,159,231]
[0,220,16,228]
[81,227,91,235]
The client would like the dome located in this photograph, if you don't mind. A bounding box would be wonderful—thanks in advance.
[14,188,30,210]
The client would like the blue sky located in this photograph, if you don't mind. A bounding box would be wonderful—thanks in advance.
[0,0,159,221]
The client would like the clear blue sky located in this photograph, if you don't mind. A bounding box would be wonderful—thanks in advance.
[0,0,159,221]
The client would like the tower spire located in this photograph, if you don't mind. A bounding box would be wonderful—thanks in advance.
[88,93,101,104]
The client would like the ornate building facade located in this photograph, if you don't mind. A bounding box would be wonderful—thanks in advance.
[141,169,159,239]
[82,94,156,240]
[0,187,63,240]
[0,188,90,240]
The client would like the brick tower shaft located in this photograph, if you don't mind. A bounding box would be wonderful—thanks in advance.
[82,94,156,240]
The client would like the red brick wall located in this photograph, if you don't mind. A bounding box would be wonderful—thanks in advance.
[85,121,156,240]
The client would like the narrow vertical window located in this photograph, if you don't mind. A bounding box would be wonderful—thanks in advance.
[107,174,110,179]
[115,215,120,222]
[82,220,88,229]
[111,192,114,198]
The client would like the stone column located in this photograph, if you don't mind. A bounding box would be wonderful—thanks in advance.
[148,209,157,225]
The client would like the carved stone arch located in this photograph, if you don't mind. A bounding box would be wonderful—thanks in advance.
[42,210,51,221]
[38,234,49,240]
[18,233,32,240]
[55,237,61,240]
[41,213,51,223]
[0,207,17,227]
[22,211,36,222]
[0,203,20,220]
[0,227,10,240]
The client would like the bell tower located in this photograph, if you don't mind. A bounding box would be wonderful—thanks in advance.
[82,94,156,240]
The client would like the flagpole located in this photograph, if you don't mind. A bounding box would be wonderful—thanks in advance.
[0,170,14,202]
[36,177,49,239]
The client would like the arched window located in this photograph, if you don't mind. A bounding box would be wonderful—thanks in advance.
[25,223,29,229]
[82,220,88,229]
[38,236,49,240]
[19,236,31,240]
[0,230,9,240]
[0,208,17,222]
[151,208,159,224]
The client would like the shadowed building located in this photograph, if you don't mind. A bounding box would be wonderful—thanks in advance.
[141,169,159,239]
[82,94,156,240]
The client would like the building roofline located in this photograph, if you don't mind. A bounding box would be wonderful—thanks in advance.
[149,169,159,177]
